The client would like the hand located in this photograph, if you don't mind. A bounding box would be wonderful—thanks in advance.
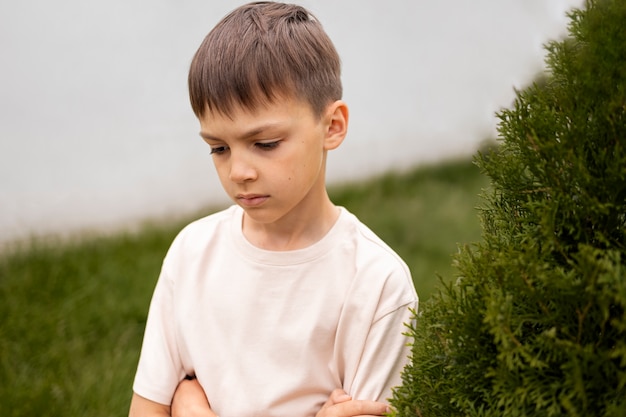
[171,377,217,417]
[316,389,389,417]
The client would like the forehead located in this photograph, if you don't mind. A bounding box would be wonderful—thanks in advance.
[199,96,317,139]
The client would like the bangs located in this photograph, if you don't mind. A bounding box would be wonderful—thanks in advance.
[189,30,296,118]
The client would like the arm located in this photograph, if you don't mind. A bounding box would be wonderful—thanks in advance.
[347,303,416,401]
[316,303,414,417]
[170,380,387,417]
[129,393,171,417]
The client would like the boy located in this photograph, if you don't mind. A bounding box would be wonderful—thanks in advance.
[129,2,418,416]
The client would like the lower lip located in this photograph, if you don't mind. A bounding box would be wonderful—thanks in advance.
[238,196,269,207]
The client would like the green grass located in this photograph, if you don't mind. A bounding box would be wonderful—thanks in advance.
[0,157,489,416]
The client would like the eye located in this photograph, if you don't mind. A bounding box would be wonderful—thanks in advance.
[210,145,229,155]
[255,141,280,151]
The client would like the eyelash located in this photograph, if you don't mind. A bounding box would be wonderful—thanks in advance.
[209,141,280,155]
[255,141,280,151]
[210,146,229,155]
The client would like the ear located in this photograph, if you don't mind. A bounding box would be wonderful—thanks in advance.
[323,100,349,151]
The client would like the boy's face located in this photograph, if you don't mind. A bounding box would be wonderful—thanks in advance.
[199,96,346,227]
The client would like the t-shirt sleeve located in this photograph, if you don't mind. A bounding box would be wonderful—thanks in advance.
[348,301,417,402]
[336,247,418,403]
[132,263,186,405]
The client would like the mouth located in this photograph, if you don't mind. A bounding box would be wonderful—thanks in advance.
[236,194,269,207]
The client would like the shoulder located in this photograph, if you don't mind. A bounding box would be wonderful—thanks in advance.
[164,205,237,262]
[337,208,416,299]
[338,208,410,275]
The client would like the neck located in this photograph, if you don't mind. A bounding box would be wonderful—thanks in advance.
[242,195,340,251]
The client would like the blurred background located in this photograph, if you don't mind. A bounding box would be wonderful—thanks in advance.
[0,2,590,414]
[0,0,581,244]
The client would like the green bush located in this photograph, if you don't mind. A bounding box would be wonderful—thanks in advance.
[390,1,626,416]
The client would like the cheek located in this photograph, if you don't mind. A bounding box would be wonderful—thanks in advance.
[212,160,232,185]
[285,160,321,189]
[271,164,301,189]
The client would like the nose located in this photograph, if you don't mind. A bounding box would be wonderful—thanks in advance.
[228,151,257,183]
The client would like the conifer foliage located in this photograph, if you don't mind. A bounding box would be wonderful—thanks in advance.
[390,1,626,415]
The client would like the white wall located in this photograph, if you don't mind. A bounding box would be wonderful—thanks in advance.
[0,0,582,244]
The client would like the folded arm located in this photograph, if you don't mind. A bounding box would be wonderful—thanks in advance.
[170,378,388,417]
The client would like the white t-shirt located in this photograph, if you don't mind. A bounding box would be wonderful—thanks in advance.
[133,205,418,417]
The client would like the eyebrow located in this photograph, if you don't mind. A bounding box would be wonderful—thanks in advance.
[199,122,284,142]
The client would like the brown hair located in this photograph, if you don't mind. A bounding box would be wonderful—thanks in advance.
[188,1,342,119]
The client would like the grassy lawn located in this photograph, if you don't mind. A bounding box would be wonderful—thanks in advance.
[0,157,489,416]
